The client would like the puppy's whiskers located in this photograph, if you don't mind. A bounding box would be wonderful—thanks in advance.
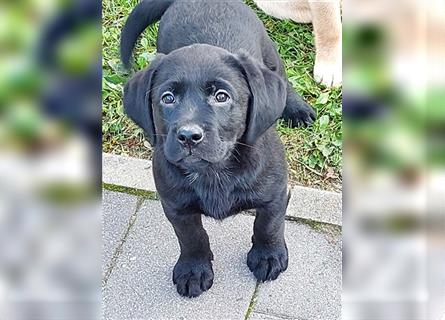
[232,147,242,163]
[186,172,199,185]
[230,149,241,163]
[235,141,260,151]
[160,116,170,124]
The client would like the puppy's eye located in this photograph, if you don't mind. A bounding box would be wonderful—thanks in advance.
[161,92,175,104]
[215,90,230,103]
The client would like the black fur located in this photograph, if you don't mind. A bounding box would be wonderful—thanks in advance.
[120,0,314,297]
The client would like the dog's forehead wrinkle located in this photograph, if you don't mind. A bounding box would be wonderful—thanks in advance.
[164,46,233,73]
[173,43,229,58]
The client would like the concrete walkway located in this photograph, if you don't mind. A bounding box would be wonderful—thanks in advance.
[102,153,342,320]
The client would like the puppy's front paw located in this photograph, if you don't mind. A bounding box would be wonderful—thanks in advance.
[283,101,316,128]
[173,258,214,297]
[314,50,342,87]
[247,243,288,282]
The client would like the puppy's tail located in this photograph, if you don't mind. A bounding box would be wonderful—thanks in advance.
[120,0,175,69]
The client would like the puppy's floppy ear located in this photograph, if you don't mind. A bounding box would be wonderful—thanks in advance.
[233,52,287,145]
[123,54,164,146]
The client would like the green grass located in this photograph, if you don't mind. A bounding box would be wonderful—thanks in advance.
[102,0,342,191]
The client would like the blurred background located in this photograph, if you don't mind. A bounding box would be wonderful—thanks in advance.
[0,0,101,319]
[0,0,444,319]
[342,0,445,319]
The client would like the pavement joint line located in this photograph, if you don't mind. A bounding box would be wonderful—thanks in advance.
[240,210,342,235]
[251,310,306,320]
[102,184,340,239]
[244,282,261,320]
[102,188,340,237]
[102,196,145,288]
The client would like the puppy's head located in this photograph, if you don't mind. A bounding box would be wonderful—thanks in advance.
[124,44,286,170]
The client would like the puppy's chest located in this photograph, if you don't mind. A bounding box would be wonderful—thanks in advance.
[192,178,257,219]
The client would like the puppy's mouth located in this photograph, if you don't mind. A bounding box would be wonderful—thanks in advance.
[181,154,206,164]
[177,155,210,169]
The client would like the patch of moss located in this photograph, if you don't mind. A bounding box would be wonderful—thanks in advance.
[284,215,342,236]
[244,282,261,320]
[242,210,341,236]
[102,183,159,200]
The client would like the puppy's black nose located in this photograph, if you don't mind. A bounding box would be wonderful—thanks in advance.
[177,125,204,146]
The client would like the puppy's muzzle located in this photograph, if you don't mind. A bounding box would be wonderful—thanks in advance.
[177,124,204,147]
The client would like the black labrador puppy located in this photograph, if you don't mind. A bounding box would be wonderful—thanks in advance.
[121,0,316,297]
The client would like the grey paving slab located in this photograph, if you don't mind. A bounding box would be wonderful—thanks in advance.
[103,200,258,320]
[288,186,342,226]
[102,190,138,272]
[250,222,342,320]
[103,153,156,191]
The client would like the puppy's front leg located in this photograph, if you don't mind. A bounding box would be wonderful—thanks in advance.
[310,1,342,87]
[163,205,214,297]
[248,192,289,282]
